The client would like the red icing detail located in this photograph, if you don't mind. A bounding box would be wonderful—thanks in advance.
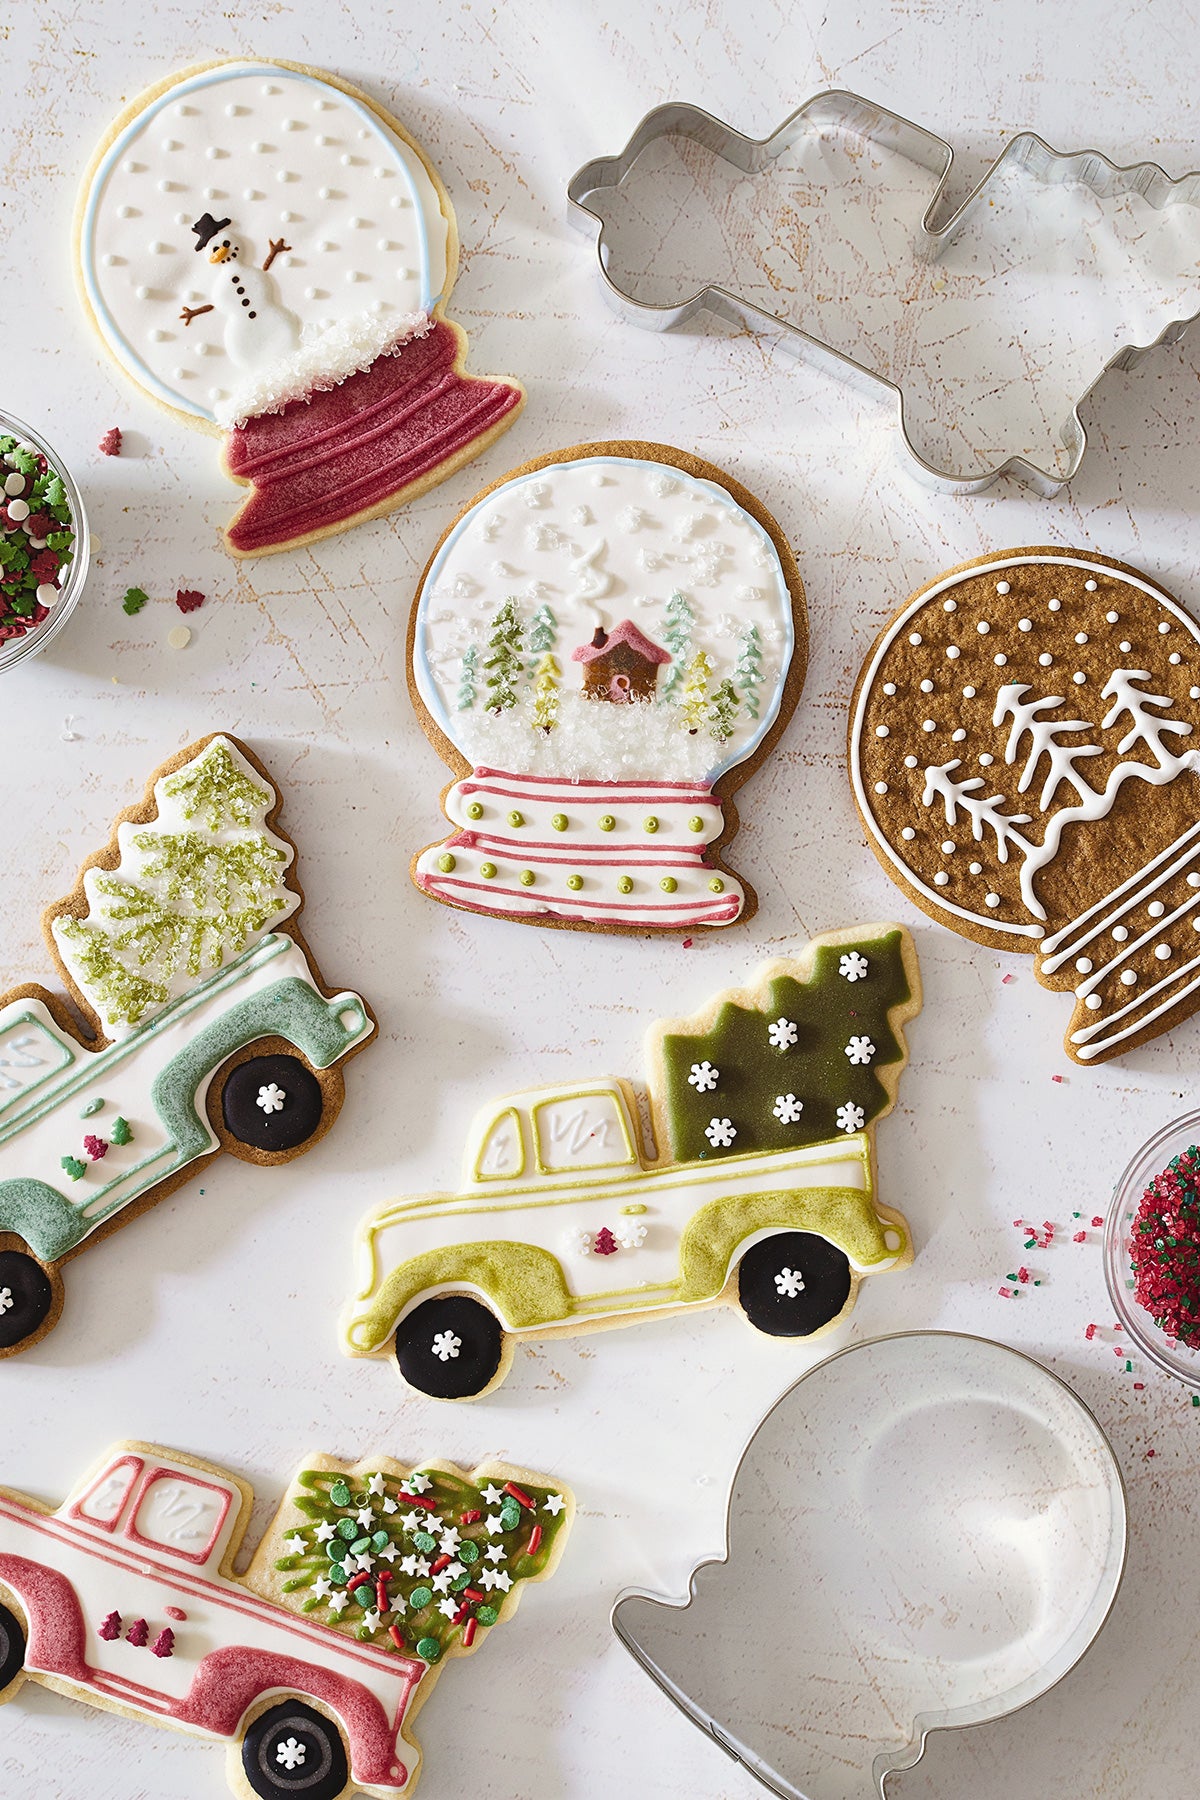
[164,1606,187,1621]
[0,1556,90,1680]
[223,322,521,554]
[83,1135,108,1161]
[503,1482,534,1511]
[126,1617,149,1646]
[178,1646,416,1786]
[571,619,671,666]
[151,1627,175,1658]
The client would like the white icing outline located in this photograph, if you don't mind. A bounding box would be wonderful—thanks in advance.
[1039,819,1200,971]
[79,61,443,424]
[850,553,1200,941]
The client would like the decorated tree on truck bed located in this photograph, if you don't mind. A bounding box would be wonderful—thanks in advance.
[267,1460,570,1666]
[657,929,918,1161]
[51,736,299,1037]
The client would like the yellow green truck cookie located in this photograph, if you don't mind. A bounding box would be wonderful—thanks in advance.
[343,926,920,1397]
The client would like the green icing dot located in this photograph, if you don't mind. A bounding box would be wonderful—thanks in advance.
[480,862,497,880]
[458,1540,480,1565]
[416,1636,442,1663]
[643,816,659,833]
[476,1605,498,1627]
[337,1518,357,1541]
[660,877,677,893]
[80,1097,105,1118]
[410,1585,433,1610]
[330,1481,353,1507]
[551,813,568,831]
[709,878,725,893]
[508,810,524,828]
[413,1531,436,1554]
[519,870,536,887]
[567,874,583,891]
[467,801,484,820]
[617,876,634,895]
[599,814,615,832]
[688,816,705,833]
[437,852,456,873]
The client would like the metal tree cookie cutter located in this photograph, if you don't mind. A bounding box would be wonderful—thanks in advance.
[568,92,1200,496]
[612,1332,1127,1800]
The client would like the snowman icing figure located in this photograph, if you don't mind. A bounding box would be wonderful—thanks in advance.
[181,212,299,370]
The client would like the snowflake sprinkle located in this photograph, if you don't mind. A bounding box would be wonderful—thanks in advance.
[276,1739,307,1771]
[844,1036,876,1065]
[614,1218,648,1249]
[839,952,869,982]
[431,1331,461,1362]
[774,1266,806,1298]
[688,1060,719,1092]
[0,1288,12,1317]
[256,1083,287,1114]
[836,1102,866,1133]
[563,1226,593,1257]
[705,1117,737,1149]
[773,1093,804,1124]
[768,1017,798,1050]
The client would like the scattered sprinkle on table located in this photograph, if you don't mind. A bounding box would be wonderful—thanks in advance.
[175,588,205,613]
[167,624,191,651]
[98,427,122,456]
[122,586,147,616]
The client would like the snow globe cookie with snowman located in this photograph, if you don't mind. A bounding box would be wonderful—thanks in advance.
[75,59,524,556]
[409,442,808,933]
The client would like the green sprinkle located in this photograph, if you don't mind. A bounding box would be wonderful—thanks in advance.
[330,1481,353,1507]
[349,1536,371,1555]
[371,1530,391,1551]
[599,814,615,832]
[617,876,633,894]
[466,801,484,820]
[643,816,659,834]
[326,1542,345,1561]
[416,1636,441,1663]
[458,1540,480,1565]
[410,1585,433,1610]
[352,1585,374,1609]
[476,1605,498,1627]
[336,1517,357,1541]
[61,1155,86,1180]
[1192,1395,1199,1406]
[480,862,497,879]
[437,852,456,873]
[110,1116,132,1146]
[567,874,583,891]
[80,1097,105,1117]
[451,1570,471,1592]
[328,1563,347,1585]
[413,1530,436,1554]
[507,810,524,828]
[499,1502,522,1531]
[122,586,149,616]
[708,878,724,894]
[660,877,677,893]
[551,813,568,831]
[688,816,704,832]
[519,870,536,887]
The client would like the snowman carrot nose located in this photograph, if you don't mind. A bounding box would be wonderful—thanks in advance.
[210,242,232,263]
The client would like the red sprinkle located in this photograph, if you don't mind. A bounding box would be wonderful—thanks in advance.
[998,1285,1014,1298]
[376,1575,390,1612]
[1134,1382,1145,1390]
[1085,1323,1097,1340]
[1147,1448,1156,1458]
[453,1601,471,1624]
[1017,1267,1030,1284]
[1051,1074,1064,1083]
[526,1525,543,1556]
[463,1586,484,1604]
[83,1135,108,1161]
[176,588,205,613]
[430,1554,452,1575]
[1091,1216,1104,1228]
[389,1624,405,1651]
[99,427,122,456]
[1002,973,1015,984]
[462,1616,477,1647]
[1073,1231,1087,1243]
[503,1482,535,1510]
[405,1492,438,1512]
[460,1510,482,1526]
[681,937,693,950]
[346,1573,373,1593]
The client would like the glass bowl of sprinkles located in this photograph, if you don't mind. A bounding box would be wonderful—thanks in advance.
[0,410,89,673]
[1105,1109,1200,1389]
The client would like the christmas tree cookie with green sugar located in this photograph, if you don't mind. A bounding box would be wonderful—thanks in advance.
[409,441,808,934]
[0,733,374,1357]
[344,925,919,1399]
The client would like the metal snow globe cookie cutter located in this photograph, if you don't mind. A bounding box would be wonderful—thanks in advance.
[612,1332,1127,1800]
[568,92,1200,496]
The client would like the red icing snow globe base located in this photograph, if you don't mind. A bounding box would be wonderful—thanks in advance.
[414,769,745,928]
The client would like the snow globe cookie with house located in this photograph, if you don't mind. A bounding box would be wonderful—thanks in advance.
[75,59,523,556]
[409,443,808,933]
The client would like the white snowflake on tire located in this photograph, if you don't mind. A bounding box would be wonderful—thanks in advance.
[0,1287,12,1317]
[768,1017,798,1049]
[705,1117,737,1149]
[431,1330,462,1362]
[276,1738,307,1771]
[839,952,868,982]
[688,1060,719,1092]
[772,1093,804,1124]
[614,1217,648,1249]
[836,1101,866,1133]
[844,1036,876,1065]
[774,1266,805,1298]
[256,1082,287,1114]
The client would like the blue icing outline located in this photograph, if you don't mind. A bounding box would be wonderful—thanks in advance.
[79,61,438,425]
[412,455,797,782]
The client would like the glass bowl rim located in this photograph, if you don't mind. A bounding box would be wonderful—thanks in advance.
[0,408,90,673]
[1104,1106,1200,1389]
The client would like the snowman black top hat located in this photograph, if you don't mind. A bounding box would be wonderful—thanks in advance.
[191,212,232,252]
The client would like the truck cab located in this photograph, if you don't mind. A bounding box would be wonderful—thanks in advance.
[467,1082,644,1189]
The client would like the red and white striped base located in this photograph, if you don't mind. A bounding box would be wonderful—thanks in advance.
[414,768,744,928]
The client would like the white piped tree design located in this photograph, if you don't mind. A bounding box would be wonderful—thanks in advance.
[1100,668,1195,763]
[993,682,1104,809]
[922,762,1035,863]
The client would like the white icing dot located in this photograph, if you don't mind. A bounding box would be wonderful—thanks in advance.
[243,188,263,202]
[1192,688,1200,700]
[1121,971,1138,986]
[874,781,888,795]
[1086,994,1103,1009]
[101,254,121,267]
[1148,900,1165,917]
[963,685,976,698]
[252,141,271,153]
[150,328,168,341]
[1156,944,1172,960]
[943,599,957,612]
[304,286,321,300]
[985,893,1001,908]
[1120,641,1132,653]
[1112,926,1129,941]
[173,367,189,380]
[934,871,949,885]
[922,719,937,732]
[345,269,365,283]
[875,725,889,738]
[979,752,994,766]
[901,827,916,840]
[161,137,180,152]
[904,755,918,769]
[284,118,303,130]
[1048,598,1061,611]
[946,645,961,659]
[883,682,897,695]
[994,653,1008,666]
[1194,917,1200,932]
[969,861,982,874]
[1189,873,1200,888]
[996,581,1010,594]
[977,621,990,634]
[281,211,298,223]
[1018,618,1032,632]
[1074,632,1088,644]
[123,159,142,173]
[261,82,282,93]
[920,679,934,693]
[1076,957,1093,973]
[1085,580,1098,591]
[319,187,335,200]
[1039,653,1053,666]
[951,728,966,741]
[1073,672,1087,684]
[118,204,137,218]
[941,841,955,854]
[225,103,246,116]
[205,146,226,159]
[1105,610,1118,622]
[1170,653,1182,664]
[909,632,923,646]
[1159,621,1172,634]
[276,169,296,184]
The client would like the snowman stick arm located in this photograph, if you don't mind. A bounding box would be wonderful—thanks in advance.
[179,303,215,326]
[262,238,291,273]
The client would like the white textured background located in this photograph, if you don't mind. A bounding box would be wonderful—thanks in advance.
[4,1,1200,1795]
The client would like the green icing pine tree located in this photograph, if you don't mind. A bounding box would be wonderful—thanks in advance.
[658,930,916,1160]
[529,603,557,656]
[708,678,740,745]
[270,1463,569,1665]
[734,624,765,721]
[52,737,296,1032]
[678,650,713,732]
[456,644,480,712]
[531,652,561,731]
[661,590,694,701]
[484,599,525,712]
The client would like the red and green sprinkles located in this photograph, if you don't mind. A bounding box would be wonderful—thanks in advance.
[0,434,75,644]
[1130,1144,1200,1348]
